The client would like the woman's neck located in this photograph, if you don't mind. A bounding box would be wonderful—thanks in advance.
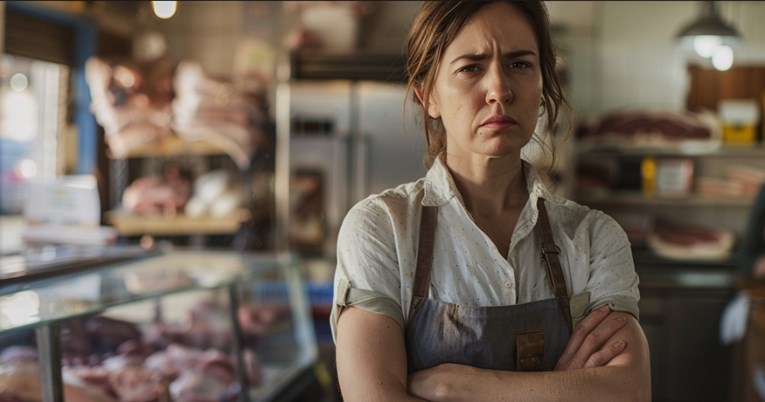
[445,153,528,217]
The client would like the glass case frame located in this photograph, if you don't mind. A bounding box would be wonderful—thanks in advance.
[0,249,317,402]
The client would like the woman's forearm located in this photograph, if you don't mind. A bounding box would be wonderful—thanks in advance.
[409,317,651,402]
[413,364,649,402]
[336,307,429,402]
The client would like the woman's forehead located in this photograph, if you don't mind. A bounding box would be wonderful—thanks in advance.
[444,2,538,59]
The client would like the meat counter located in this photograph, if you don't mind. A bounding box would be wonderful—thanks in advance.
[0,249,318,402]
[633,246,739,402]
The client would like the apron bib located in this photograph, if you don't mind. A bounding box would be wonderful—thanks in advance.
[405,199,572,372]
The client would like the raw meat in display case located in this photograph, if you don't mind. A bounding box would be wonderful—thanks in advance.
[0,250,318,402]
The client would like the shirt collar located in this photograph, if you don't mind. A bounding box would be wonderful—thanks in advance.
[421,154,556,208]
[422,156,458,207]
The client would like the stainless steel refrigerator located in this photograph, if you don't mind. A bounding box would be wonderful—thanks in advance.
[276,79,426,256]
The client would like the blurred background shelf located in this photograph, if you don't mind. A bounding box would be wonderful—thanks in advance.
[106,209,251,236]
[106,136,229,159]
[576,142,765,157]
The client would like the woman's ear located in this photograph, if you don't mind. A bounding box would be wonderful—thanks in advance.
[415,87,440,119]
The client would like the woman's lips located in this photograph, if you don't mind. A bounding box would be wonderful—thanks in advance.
[480,115,518,129]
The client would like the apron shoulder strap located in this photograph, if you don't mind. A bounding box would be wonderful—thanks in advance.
[408,205,437,322]
[536,198,573,333]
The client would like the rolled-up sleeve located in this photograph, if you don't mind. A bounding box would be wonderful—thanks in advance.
[330,198,405,343]
[586,211,640,319]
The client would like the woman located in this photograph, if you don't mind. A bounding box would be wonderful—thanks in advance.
[740,183,765,278]
[331,1,651,401]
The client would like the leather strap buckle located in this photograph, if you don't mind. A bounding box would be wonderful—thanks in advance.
[541,243,561,256]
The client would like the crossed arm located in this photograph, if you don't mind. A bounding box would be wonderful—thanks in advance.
[335,305,650,402]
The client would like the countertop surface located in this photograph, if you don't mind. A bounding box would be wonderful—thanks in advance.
[632,246,740,291]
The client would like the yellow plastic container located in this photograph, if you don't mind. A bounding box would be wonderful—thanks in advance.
[719,100,759,145]
[724,124,756,144]
[641,156,656,196]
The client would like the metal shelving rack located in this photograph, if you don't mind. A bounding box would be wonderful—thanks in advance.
[574,140,765,209]
[107,137,266,250]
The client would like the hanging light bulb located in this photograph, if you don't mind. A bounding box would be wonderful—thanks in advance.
[711,45,734,71]
[676,1,741,58]
[152,1,178,19]
[692,35,723,58]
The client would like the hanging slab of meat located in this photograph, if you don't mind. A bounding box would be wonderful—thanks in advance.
[172,61,273,169]
[85,57,175,158]
[647,225,734,261]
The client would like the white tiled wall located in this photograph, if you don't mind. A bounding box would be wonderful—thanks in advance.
[558,1,765,118]
[154,1,765,116]
[157,1,246,79]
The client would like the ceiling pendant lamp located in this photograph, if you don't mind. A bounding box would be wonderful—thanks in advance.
[152,1,178,20]
[676,1,741,59]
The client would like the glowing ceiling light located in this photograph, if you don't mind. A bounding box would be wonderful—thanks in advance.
[711,45,734,71]
[676,1,741,58]
[692,35,723,58]
[152,1,178,20]
[9,73,28,91]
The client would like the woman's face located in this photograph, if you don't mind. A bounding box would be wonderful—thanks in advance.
[425,2,542,162]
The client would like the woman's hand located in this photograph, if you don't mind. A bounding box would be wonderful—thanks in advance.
[555,305,629,370]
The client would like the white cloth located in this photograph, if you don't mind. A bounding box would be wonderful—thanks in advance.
[330,157,640,342]
[720,291,751,345]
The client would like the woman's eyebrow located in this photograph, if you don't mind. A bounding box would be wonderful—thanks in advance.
[449,50,538,65]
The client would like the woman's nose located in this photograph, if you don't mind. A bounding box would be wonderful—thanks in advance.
[485,68,513,104]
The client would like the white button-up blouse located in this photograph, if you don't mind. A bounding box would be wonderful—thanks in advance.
[330,157,640,342]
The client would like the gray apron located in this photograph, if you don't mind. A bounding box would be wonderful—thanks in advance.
[405,198,573,372]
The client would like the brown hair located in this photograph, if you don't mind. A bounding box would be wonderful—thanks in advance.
[405,0,570,169]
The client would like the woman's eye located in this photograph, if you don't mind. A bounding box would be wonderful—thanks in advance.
[457,64,480,74]
[508,61,532,69]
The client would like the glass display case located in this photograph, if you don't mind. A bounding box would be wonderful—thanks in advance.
[0,249,317,402]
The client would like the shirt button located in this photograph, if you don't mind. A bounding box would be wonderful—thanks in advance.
[504,280,514,288]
